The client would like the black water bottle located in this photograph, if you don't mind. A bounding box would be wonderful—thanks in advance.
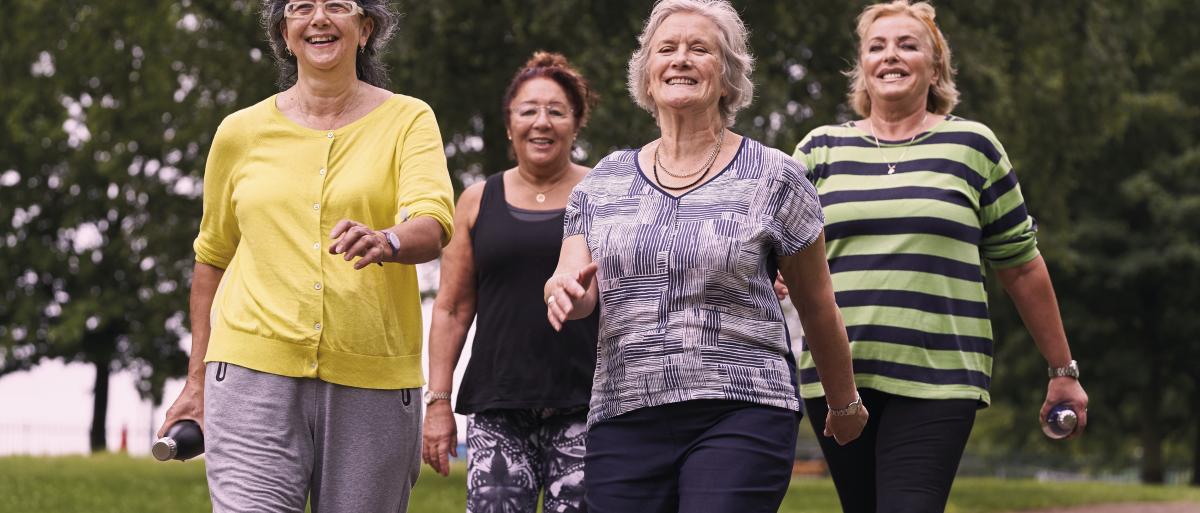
[1041,403,1079,440]
[153,420,205,461]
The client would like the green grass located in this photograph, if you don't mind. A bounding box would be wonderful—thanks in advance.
[2,454,1198,512]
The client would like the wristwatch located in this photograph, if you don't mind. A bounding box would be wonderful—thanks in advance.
[828,394,862,417]
[1048,360,1080,379]
[423,390,451,406]
[382,230,401,258]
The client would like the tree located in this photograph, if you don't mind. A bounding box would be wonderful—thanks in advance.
[0,0,273,451]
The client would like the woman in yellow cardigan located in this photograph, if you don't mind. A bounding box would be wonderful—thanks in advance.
[157,1,454,511]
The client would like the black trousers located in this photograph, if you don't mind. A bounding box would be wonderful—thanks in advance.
[805,389,977,513]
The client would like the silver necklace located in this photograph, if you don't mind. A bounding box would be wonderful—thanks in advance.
[868,113,928,175]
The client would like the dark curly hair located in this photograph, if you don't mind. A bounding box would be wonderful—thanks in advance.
[261,0,398,89]
[501,51,597,131]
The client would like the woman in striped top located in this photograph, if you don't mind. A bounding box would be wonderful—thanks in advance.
[791,1,1089,512]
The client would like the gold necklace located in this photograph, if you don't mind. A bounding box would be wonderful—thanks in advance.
[654,132,724,191]
[518,168,571,203]
[654,134,723,179]
[868,113,928,175]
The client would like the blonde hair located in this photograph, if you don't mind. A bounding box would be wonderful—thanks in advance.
[627,0,755,127]
[846,0,959,117]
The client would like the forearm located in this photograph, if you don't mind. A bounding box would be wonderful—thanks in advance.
[381,216,445,265]
[187,262,224,385]
[795,301,857,406]
[996,256,1073,367]
[780,234,858,406]
[427,305,473,393]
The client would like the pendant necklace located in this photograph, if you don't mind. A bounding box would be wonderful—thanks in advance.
[521,168,570,204]
[654,132,724,191]
[868,112,928,174]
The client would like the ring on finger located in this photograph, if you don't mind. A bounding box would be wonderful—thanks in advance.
[546,295,557,305]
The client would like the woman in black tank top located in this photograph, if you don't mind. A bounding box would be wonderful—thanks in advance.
[421,52,598,513]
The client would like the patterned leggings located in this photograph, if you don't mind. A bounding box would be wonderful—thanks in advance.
[466,407,588,513]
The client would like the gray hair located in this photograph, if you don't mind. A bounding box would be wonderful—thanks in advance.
[627,0,755,127]
[261,0,398,89]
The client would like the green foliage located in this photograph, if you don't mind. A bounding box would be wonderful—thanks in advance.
[2,0,1198,479]
[3,455,1200,513]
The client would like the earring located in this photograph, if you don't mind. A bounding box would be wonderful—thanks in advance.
[359,45,366,54]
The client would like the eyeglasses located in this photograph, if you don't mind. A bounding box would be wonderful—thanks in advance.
[511,102,574,124]
[284,1,364,19]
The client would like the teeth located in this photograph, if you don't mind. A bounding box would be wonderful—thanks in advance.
[307,36,337,43]
[667,78,697,85]
[882,73,903,80]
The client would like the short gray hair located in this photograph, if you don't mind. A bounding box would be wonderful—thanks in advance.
[261,0,398,89]
[627,0,755,127]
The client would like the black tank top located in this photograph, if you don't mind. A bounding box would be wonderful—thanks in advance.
[455,172,598,415]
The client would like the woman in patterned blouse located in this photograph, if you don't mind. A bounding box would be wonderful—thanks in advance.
[790,2,1089,512]
[543,1,867,511]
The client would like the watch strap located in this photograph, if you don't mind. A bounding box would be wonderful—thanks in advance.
[424,390,451,405]
[1048,360,1080,379]
[829,395,862,417]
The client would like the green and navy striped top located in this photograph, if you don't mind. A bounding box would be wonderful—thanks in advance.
[792,116,1039,405]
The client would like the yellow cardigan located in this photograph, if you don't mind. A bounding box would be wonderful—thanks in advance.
[194,94,454,389]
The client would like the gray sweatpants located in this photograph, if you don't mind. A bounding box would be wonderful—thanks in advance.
[203,362,422,513]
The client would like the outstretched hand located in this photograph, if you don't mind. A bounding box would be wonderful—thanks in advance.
[545,262,598,331]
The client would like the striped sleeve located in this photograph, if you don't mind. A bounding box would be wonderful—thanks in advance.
[564,155,607,240]
[767,156,824,256]
[977,136,1039,268]
[792,130,822,184]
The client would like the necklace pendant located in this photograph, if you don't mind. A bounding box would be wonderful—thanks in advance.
[535,193,546,203]
[887,164,896,175]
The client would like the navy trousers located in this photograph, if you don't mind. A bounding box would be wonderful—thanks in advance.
[585,399,800,513]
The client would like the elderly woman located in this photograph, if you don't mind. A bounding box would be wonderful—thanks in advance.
[544,1,867,511]
[157,1,454,511]
[791,1,1089,512]
[421,51,598,513]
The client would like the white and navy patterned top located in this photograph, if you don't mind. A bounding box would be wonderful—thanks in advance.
[564,137,825,426]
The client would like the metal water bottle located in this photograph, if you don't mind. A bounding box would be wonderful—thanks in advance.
[153,420,205,461]
[1041,403,1079,439]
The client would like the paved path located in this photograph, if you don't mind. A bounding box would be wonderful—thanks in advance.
[1008,502,1200,513]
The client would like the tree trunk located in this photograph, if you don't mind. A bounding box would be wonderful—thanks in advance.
[1141,364,1165,483]
[1192,418,1200,486]
[89,358,110,453]
[1192,387,1200,486]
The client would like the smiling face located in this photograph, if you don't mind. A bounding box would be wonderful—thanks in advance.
[645,12,726,116]
[281,1,373,76]
[860,14,937,110]
[507,77,578,169]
